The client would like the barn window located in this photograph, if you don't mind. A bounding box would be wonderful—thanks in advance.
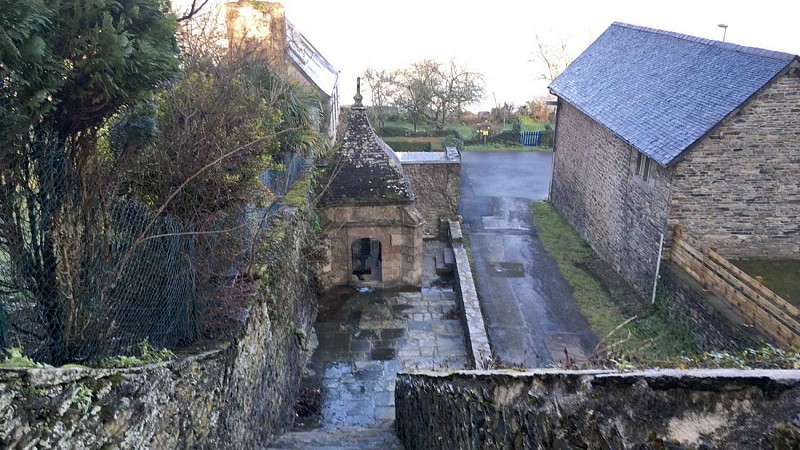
[635,151,652,181]
[642,156,652,181]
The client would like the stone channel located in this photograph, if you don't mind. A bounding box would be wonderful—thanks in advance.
[269,241,469,448]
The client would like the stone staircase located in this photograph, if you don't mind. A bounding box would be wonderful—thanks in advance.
[268,425,404,449]
[434,246,456,277]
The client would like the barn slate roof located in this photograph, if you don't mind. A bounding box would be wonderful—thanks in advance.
[320,83,414,207]
[549,22,797,166]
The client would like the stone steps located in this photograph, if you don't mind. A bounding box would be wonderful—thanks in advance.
[268,425,404,450]
[435,247,456,276]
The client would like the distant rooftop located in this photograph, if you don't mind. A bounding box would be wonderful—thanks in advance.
[286,19,338,96]
[549,22,798,166]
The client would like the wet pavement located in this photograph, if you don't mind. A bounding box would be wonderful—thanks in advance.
[270,241,468,448]
[459,151,599,368]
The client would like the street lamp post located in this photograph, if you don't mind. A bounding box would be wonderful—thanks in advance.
[718,24,728,42]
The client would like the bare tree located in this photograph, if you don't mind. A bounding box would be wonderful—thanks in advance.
[532,34,572,82]
[431,60,484,129]
[392,60,439,133]
[380,60,485,131]
[362,69,394,127]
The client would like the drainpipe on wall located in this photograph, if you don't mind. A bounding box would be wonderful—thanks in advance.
[547,98,560,202]
[651,232,665,304]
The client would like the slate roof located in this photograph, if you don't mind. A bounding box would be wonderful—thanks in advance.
[320,90,414,207]
[549,22,798,166]
[286,19,338,97]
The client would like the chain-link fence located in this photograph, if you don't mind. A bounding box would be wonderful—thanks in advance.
[259,151,309,198]
[1,199,216,365]
[0,163,300,367]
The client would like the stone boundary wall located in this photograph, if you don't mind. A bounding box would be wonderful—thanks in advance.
[449,220,492,369]
[659,263,759,351]
[400,153,461,239]
[0,209,318,449]
[396,369,800,449]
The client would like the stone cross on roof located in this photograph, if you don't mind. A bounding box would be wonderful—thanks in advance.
[353,76,363,107]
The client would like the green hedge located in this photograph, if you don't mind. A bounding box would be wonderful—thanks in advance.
[376,126,411,137]
[376,127,460,139]
[382,140,433,152]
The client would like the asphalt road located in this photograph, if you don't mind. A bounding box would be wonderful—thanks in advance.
[459,151,598,368]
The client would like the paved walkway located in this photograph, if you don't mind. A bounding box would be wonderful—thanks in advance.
[459,151,598,368]
[269,241,468,449]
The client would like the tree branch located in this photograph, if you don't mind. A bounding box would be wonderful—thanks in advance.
[176,0,211,23]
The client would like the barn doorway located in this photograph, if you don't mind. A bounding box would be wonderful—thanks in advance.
[351,238,382,282]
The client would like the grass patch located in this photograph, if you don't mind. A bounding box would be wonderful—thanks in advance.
[733,260,800,308]
[445,123,475,140]
[382,120,548,140]
[463,143,551,152]
[530,201,696,359]
[382,137,440,152]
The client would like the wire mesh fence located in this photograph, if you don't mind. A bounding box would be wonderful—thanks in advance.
[0,173,295,366]
[259,151,309,198]
[1,200,208,364]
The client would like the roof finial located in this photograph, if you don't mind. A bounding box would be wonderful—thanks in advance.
[354,77,363,106]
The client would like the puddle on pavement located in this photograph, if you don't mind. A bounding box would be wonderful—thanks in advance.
[292,249,469,431]
[488,261,525,277]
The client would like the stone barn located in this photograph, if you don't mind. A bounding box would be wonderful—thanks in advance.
[319,85,423,288]
[549,22,800,298]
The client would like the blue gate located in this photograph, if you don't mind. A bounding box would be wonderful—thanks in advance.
[520,131,542,147]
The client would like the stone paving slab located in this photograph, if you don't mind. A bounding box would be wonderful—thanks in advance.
[268,425,404,450]
[290,241,469,436]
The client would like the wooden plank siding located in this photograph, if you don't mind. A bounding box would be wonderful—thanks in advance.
[671,225,800,349]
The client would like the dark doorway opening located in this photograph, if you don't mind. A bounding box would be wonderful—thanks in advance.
[352,238,382,282]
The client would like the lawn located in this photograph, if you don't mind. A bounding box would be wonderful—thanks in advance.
[382,120,548,140]
[381,137,442,151]
[529,201,697,360]
[732,260,800,308]
[462,143,551,152]
[378,119,553,152]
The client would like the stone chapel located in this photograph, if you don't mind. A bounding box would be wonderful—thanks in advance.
[318,81,423,288]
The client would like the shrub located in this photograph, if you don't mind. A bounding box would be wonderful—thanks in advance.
[493,129,521,145]
[541,129,555,148]
[442,137,464,151]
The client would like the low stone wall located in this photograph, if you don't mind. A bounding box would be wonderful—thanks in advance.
[449,220,492,369]
[396,369,800,449]
[400,153,461,239]
[0,209,319,449]
[659,263,759,351]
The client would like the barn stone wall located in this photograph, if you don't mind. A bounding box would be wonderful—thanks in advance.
[551,101,672,298]
[400,157,461,239]
[321,204,423,288]
[668,65,800,259]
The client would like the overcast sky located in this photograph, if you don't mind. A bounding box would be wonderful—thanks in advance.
[181,0,800,111]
